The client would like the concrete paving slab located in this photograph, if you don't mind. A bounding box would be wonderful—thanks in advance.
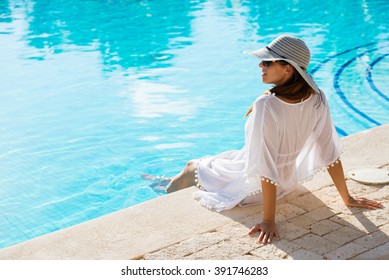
[352,242,389,260]
[324,242,368,260]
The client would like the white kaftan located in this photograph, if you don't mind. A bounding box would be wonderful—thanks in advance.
[192,91,343,212]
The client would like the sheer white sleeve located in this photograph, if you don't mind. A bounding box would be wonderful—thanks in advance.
[295,91,343,182]
[244,96,280,186]
[315,93,343,164]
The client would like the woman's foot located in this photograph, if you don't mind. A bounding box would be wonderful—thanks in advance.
[141,174,173,182]
[141,174,172,193]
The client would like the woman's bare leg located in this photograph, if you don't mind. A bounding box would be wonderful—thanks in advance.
[166,160,198,193]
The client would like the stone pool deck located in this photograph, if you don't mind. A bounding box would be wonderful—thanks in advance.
[0,124,388,260]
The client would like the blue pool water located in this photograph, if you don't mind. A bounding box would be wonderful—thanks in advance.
[0,0,388,248]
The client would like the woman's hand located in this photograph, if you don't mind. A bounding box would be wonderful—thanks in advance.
[326,160,384,211]
[345,196,384,210]
[248,222,280,244]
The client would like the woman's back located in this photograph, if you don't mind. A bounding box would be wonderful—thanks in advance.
[265,92,322,161]
[244,91,339,193]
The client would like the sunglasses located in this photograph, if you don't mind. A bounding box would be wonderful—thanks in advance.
[261,61,274,67]
[261,60,289,67]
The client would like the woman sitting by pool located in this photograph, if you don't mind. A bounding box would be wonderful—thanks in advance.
[163,35,383,244]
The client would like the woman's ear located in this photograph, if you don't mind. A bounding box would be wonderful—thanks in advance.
[286,65,293,72]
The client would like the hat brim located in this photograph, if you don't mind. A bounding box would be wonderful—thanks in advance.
[243,48,320,94]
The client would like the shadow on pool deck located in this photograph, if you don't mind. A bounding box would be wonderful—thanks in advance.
[141,179,388,260]
[0,124,388,260]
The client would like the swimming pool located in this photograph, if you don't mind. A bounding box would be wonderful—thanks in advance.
[0,0,388,249]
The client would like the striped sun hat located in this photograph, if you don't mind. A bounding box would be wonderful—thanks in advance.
[244,35,319,93]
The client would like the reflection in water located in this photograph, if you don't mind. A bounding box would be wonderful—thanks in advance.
[23,0,205,69]
[240,0,382,48]
[124,79,206,120]
[0,0,12,24]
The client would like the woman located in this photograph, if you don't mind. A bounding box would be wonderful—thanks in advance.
[163,35,383,244]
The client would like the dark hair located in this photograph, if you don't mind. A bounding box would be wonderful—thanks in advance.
[244,61,321,117]
[270,60,314,101]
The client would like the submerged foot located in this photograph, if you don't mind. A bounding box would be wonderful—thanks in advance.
[141,174,172,182]
[152,185,169,192]
[141,174,172,193]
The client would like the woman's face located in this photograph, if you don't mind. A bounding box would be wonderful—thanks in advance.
[259,61,294,86]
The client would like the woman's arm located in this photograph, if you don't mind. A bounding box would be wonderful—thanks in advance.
[262,179,277,223]
[327,159,383,209]
[248,178,280,244]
